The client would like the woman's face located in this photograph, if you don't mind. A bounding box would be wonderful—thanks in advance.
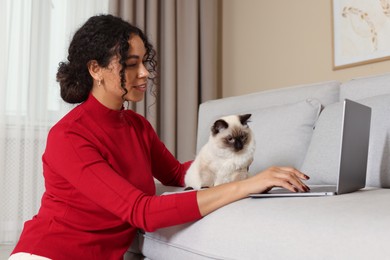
[94,35,150,109]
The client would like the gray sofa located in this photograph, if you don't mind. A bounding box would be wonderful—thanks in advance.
[137,73,390,259]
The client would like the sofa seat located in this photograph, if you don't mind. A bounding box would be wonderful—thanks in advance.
[141,188,390,260]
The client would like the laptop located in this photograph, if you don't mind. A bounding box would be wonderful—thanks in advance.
[249,99,371,198]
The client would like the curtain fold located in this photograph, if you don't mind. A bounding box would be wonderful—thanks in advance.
[175,0,199,161]
[160,0,177,155]
[144,0,159,131]
[110,0,220,161]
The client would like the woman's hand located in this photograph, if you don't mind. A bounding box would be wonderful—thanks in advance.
[196,166,310,216]
[241,166,310,195]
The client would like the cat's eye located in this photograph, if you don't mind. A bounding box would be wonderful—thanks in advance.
[227,137,235,143]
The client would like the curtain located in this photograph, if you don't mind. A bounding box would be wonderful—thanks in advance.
[0,0,110,245]
[109,0,220,162]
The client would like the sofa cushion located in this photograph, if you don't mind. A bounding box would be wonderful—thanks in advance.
[301,94,390,187]
[300,102,342,185]
[340,72,390,101]
[247,99,321,174]
[358,95,390,187]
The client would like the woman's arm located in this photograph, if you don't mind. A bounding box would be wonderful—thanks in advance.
[44,123,202,232]
[197,166,309,216]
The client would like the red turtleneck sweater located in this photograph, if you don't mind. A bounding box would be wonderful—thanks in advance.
[12,94,201,260]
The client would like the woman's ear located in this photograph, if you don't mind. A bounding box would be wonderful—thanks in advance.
[87,60,102,81]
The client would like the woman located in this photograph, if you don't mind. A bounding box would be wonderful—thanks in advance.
[10,14,309,260]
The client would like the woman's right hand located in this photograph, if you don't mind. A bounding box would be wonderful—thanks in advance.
[240,166,310,195]
[196,166,310,217]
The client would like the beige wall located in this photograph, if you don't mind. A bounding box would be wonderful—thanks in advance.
[221,0,390,98]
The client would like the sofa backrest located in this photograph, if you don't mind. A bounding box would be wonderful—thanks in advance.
[196,80,340,175]
[197,80,340,151]
[340,72,390,101]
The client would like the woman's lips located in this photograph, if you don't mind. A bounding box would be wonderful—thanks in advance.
[133,84,147,92]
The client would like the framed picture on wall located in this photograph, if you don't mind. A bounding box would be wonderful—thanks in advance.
[332,0,390,69]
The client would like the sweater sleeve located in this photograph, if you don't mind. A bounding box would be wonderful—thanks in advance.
[135,114,193,187]
[44,123,202,232]
[149,131,193,187]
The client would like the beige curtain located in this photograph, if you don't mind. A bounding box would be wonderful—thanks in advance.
[109,0,220,161]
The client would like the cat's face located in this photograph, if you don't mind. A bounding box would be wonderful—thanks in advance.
[211,114,253,152]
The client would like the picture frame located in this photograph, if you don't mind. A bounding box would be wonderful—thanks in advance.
[332,0,390,69]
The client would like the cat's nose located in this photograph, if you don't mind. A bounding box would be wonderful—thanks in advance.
[234,141,243,151]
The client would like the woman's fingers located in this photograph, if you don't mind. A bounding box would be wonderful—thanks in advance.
[265,166,310,193]
[279,166,310,181]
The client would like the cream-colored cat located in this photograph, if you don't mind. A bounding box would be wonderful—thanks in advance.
[185,114,256,190]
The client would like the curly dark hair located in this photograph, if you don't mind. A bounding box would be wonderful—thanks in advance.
[56,14,157,104]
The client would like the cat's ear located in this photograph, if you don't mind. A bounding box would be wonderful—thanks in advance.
[239,114,252,125]
[211,119,229,136]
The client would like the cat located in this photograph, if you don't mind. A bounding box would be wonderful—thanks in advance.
[184,114,256,190]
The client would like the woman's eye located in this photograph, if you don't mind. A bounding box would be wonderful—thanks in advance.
[125,63,137,68]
